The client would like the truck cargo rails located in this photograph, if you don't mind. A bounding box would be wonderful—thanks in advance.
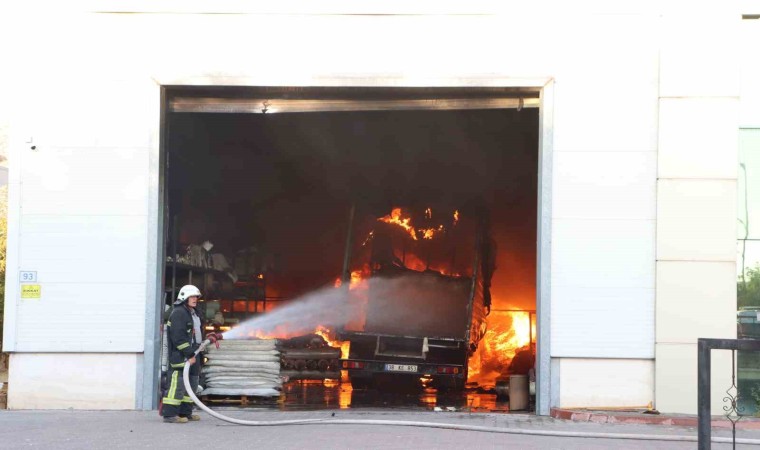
[337,205,493,390]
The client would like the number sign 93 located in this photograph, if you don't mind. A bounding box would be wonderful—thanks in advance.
[20,271,37,282]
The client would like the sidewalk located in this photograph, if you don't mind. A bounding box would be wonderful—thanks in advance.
[1,409,760,449]
[552,407,760,429]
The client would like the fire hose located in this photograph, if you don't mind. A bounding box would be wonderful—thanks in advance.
[184,339,760,445]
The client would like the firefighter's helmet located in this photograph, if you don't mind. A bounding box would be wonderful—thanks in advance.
[175,284,202,305]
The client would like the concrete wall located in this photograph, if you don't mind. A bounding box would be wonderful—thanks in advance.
[0,3,746,412]
[654,12,741,414]
[559,359,654,409]
[7,353,137,409]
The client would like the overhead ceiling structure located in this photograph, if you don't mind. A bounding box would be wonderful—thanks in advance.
[168,86,541,114]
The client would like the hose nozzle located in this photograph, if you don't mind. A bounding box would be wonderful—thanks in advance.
[195,332,223,355]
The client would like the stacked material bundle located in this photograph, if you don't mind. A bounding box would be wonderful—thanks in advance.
[279,334,341,380]
[201,339,282,397]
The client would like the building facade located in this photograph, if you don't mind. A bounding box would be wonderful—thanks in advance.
[1,2,758,414]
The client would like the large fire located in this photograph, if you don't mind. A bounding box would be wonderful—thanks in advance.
[237,204,536,390]
[468,310,535,385]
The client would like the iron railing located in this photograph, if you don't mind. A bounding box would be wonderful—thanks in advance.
[698,338,760,450]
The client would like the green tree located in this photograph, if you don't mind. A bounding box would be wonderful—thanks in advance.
[739,264,760,309]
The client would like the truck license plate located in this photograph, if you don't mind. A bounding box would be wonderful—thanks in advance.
[385,364,418,372]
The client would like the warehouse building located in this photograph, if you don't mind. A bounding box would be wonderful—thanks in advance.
[1,3,759,416]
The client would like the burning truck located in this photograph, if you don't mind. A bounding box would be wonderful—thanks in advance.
[338,206,494,390]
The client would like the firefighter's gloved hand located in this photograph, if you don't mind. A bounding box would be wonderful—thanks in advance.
[207,332,223,349]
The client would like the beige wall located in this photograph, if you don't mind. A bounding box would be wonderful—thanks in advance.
[559,359,654,409]
[655,12,740,414]
[8,353,137,409]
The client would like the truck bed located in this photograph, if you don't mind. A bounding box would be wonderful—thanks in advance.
[362,269,473,339]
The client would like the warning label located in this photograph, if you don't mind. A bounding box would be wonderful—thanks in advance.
[21,284,41,299]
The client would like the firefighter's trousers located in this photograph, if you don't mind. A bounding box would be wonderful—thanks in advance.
[162,360,199,418]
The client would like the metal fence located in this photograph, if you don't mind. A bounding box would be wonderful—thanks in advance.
[698,338,760,450]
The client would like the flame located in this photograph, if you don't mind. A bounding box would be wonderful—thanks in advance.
[314,325,351,359]
[467,346,481,380]
[339,384,352,409]
[239,322,350,359]
[349,270,363,288]
[334,277,342,288]
[468,311,533,384]
[420,224,445,240]
[378,208,418,240]
[425,207,432,219]
[344,267,369,331]
[453,210,459,226]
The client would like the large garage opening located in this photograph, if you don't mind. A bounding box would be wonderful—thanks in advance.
[161,87,540,412]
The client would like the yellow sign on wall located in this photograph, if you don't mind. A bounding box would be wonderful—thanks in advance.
[21,284,41,299]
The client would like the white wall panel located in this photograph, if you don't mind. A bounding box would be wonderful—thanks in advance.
[553,151,656,220]
[559,358,654,408]
[551,286,654,358]
[8,353,137,409]
[550,15,659,153]
[740,21,760,128]
[656,261,737,344]
[14,282,145,352]
[21,147,148,216]
[19,215,148,284]
[12,124,150,352]
[551,214,655,358]
[24,81,154,149]
[552,81,659,153]
[658,98,739,179]
[552,218,655,289]
[657,179,737,261]
[659,16,740,98]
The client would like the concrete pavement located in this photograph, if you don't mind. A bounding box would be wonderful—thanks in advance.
[2,409,760,449]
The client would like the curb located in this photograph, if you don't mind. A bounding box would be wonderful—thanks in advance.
[551,408,760,430]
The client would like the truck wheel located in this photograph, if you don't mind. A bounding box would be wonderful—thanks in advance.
[434,376,465,392]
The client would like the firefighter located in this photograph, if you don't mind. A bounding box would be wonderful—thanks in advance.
[162,284,205,423]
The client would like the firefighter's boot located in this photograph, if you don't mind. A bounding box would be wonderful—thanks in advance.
[182,414,201,422]
[163,416,189,424]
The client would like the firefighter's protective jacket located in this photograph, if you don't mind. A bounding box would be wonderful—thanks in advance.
[167,304,198,369]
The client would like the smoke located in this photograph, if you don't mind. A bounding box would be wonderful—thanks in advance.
[222,283,352,340]
[223,273,473,340]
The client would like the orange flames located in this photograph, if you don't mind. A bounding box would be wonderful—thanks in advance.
[420,225,445,240]
[377,207,452,242]
[334,269,367,289]
[241,325,350,359]
[468,311,534,384]
[314,325,351,359]
[378,208,418,240]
